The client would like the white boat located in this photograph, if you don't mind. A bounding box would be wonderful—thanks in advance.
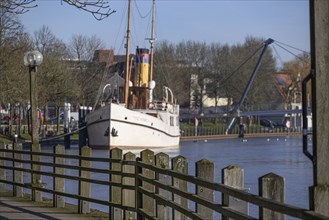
[85,0,180,149]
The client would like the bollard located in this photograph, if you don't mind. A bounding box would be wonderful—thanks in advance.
[64,132,70,149]
[64,128,70,149]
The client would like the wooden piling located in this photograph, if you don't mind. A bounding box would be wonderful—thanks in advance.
[172,155,188,220]
[259,172,284,220]
[0,143,6,193]
[79,146,91,214]
[54,145,65,208]
[141,149,155,217]
[123,152,136,220]
[196,159,214,220]
[155,152,170,219]
[222,165,247,220]
[13,143,23,197]
[110,148,123,219]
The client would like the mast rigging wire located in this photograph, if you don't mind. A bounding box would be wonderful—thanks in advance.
[271,44,283,67]
[113,2,127,55]
[274,42,309,64]
[130,1,152,50]
[216,42,264,87]
[134,0,152,18]
[274,40,310,55]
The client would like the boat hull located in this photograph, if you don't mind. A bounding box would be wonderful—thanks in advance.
[86,104,180,149]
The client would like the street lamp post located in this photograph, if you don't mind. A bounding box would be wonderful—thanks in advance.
[24,50,43,202]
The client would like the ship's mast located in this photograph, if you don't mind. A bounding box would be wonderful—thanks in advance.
[124,0,131,107]
[149,0,155,81]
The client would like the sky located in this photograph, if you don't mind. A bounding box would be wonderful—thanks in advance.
[20,0,310,66]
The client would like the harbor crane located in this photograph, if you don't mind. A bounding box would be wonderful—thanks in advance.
[226,38,274,134]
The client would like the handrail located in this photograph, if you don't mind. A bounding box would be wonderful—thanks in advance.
[302,69,315,163]
[135,161,324,219]
[1,145,328,220]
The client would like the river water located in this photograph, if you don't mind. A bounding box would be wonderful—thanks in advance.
[39,135,313,218]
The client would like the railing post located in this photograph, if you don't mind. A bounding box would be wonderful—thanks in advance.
[155,152,170,219]
[171,156,188,220]
[78,146,91,214]
[222,165,248,220]
[110,148,123,219]
[259,172,284,220]
[78,107,87,148]
[53,144,65,208]
[0,143,6,193]
[135,157,143,220]
[196,159,214,220]
[140,149,155,217]
[123,152,136,220]
[13,142,23,197]
[31,142,42,202]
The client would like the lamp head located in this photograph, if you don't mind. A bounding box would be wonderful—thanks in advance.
[24,50,43,67]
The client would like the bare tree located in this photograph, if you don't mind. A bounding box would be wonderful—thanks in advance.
[1,0,115,20]
[33,25,57,55]
[206,43,233,113]
[69,34,104,62]
[176,40,208,111]
[0,9,25,46]
[154,38,280,111]
[153,40,192,107]
[69,34,87,62]
[32,26,76,111]
[69,34,105,105]
[0,12,30,107]
[281,53,310,107]
[281,53,310,81]
[225,37,280,111]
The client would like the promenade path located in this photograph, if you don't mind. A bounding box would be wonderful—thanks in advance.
[0,196,107,220]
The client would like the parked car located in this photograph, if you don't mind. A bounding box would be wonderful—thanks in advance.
[49,114,64,123]
[1,114,21,124]
[260,119,286,131]
[49,113,76,124]
[1,115,10,124]
[260,119,276,129]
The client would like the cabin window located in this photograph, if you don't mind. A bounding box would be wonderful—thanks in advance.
[147,113,157,117]
[170,116,174,126]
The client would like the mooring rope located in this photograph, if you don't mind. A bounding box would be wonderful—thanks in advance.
[38,126,86,143]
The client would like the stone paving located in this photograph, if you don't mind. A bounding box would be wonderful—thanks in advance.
[0,197,107,220]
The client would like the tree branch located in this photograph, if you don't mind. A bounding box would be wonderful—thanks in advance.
[1,0,116,20]
[63,0,116,20]
[1,0,37,14]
